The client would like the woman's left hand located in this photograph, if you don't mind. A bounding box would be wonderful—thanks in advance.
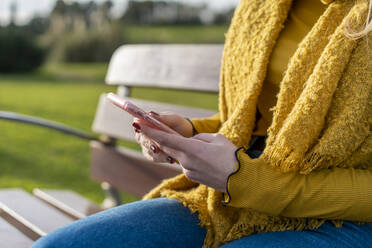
[137,123,238,192]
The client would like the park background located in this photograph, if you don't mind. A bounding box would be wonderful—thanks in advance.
[0,0,236,204]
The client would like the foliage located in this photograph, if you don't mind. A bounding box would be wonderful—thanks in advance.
[0,28,45,73]
[46,24,227,63]
[23,16,50,37]
[50,0,113,33]
[122,0,205,25]
[121,0,234,25]
[213,8,236,25]
[49,25,125,63]
[40,0,118,63]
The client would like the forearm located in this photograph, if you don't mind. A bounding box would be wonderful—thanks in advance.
[224,149,372,222]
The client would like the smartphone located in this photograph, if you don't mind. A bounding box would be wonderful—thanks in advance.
[107,93,180,135]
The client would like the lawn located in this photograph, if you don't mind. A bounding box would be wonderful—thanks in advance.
[124,25,229,44]
[0,63,218,204]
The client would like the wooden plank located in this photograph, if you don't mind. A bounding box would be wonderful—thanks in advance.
[33,189,102,220]
[90,141,182,198]
[0,189,74,235]
[105,44,222,92]
[92,94,217,141]
[0,217,34,247]
[0,203,44,241]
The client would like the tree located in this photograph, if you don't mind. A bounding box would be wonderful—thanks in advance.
[0,28,45,73]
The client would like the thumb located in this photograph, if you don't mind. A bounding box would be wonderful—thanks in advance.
[149,111,179,127]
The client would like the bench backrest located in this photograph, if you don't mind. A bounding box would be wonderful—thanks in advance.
[92,44,223,142]
[90,44,224,198]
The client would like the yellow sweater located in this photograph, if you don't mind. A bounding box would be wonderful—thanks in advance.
[191,0,328,137]
[191,0,372,216]
[144,0,371,247]
[255,0,327,136]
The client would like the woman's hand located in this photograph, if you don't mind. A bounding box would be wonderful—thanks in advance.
[149,111,194,138]
[135,123,238,192]
[133,111,194,163]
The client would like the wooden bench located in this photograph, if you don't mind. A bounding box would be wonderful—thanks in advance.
[0,44,223,246]
[0,188,101,247]
[90,44,222,202]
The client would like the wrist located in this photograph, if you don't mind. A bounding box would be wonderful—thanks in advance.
[185,117,198,137]
[222,146,246,205]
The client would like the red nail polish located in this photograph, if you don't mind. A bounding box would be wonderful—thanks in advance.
[149,111,159,116]
[135,129,140,133]
[150,145,159,153]
[132,122,141,130]
[167,156,175,164]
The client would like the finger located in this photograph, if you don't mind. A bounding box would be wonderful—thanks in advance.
[138,132,180,161]
[192,133,219,143]
[139,123,199,154]
[135,132,141,143]
[183,169,200,183]
[138,134,170,163]
[141,146,170,163]
[138,133,161,155]
[138,133,151,149]
[193,133,231,146]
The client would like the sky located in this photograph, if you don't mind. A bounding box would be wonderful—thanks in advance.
[0,0,240,25]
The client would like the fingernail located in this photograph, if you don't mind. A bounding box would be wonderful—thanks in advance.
[132,122,141,130]
[135,129,140,133]
[167,156,175,164]
[150,145,159,153]
[149,111,159,116]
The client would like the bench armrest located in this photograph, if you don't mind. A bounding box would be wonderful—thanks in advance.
[0,111,98,142]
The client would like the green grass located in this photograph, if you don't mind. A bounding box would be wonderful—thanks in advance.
[0,63,218,204]
[0,63,108,84]
[0,24,224,205]
[124,25,228,44]
[0,68,116,203]
[41,63,108,83]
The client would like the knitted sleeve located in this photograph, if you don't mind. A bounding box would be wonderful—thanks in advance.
[190,113,221,134]
[223,148,372,222]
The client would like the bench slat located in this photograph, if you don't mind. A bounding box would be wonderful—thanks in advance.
[33,189,102,220]
[92,94,217,141]
[0,217,33,247]
[0,189,74,234]
[90,141,181,198]
[0,203,44,241]
[105,44,222,92]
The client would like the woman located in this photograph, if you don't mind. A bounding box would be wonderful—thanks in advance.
[33,0,371,247]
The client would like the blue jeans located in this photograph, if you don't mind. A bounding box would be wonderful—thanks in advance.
[32,198,372,248]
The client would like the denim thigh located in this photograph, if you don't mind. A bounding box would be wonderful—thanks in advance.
[221,221,372,248]
[31,198,206,248]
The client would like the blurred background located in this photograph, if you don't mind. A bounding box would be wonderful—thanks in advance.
[0,0,237,204]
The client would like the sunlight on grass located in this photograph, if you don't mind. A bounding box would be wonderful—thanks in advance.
[124,25,228,44]
[0,78,116,203]
[0,62,219,204]
[0,22,226,205]
[41,63,108,83]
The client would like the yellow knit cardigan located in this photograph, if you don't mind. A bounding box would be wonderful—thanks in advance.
[144,0,371,247]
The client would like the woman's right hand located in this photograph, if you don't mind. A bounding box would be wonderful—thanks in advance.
[133,111,194,163]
